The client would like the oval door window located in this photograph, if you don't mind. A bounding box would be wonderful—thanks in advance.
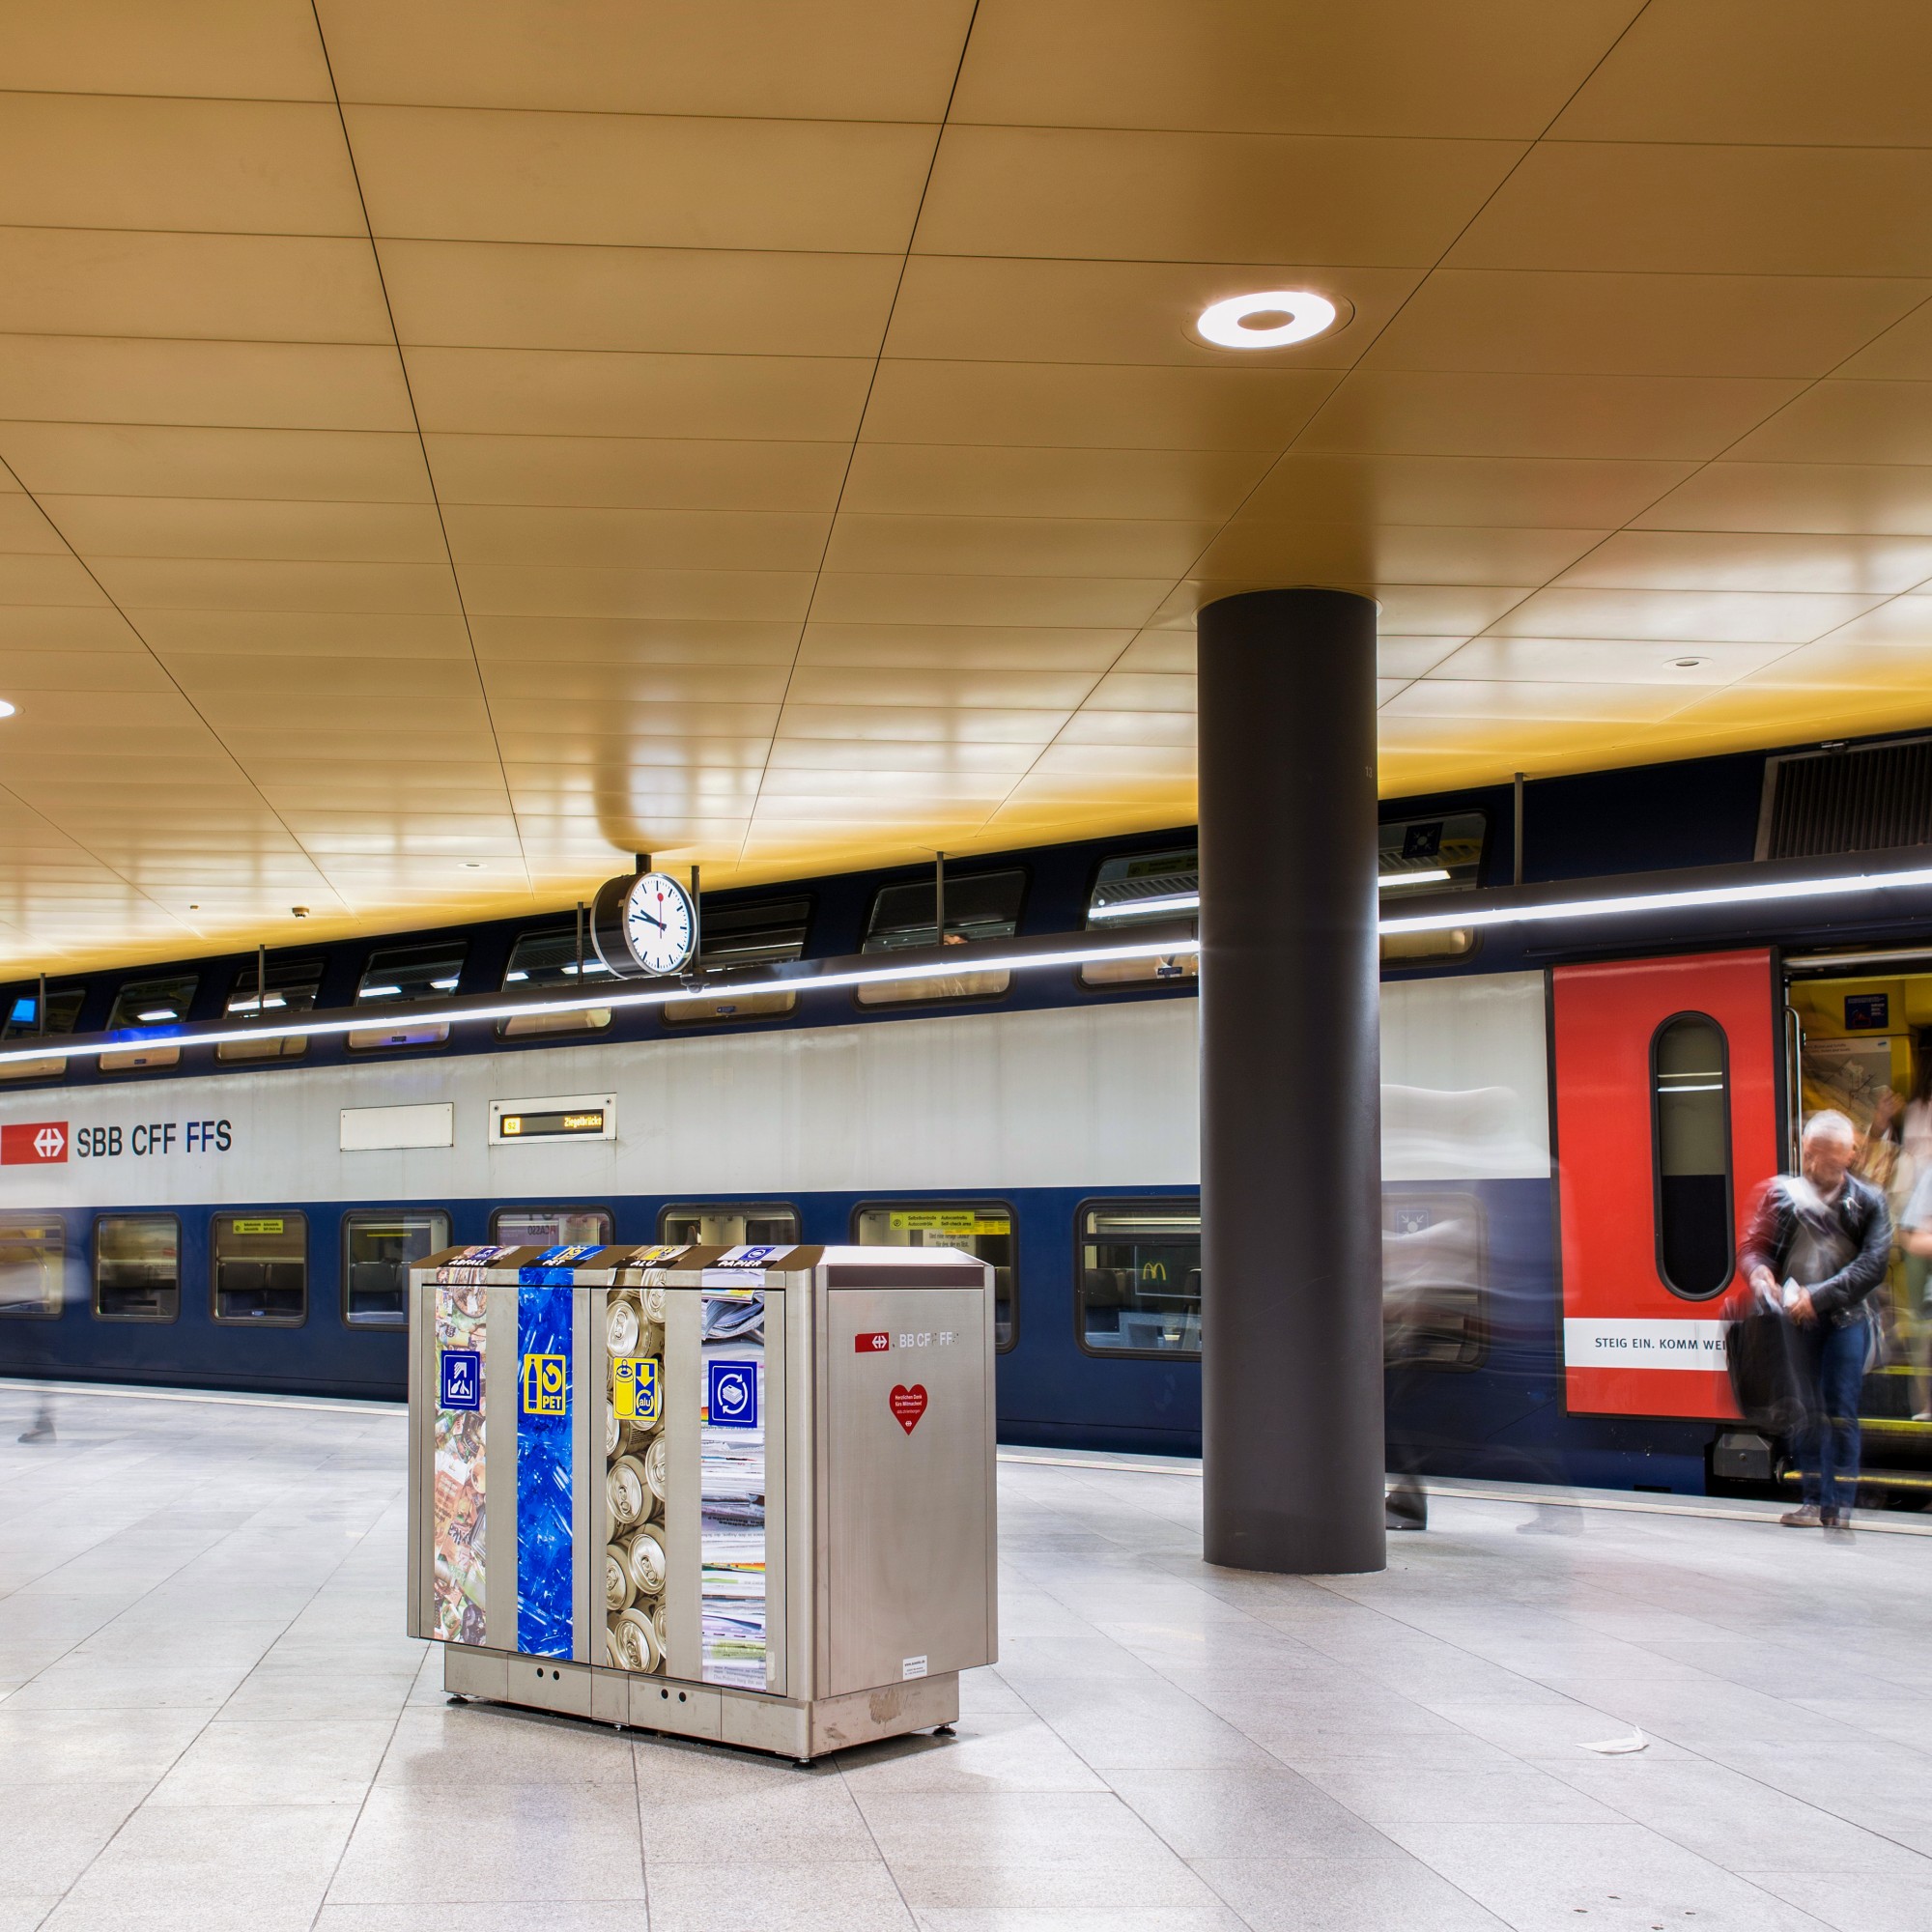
[1653,1012,1734,1297]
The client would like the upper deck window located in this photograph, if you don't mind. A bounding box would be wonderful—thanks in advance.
[499,926,612,1038]
[857,869,1024,1008]
[102,973,198,1073]
[351,943,466,1051]
[107,975,197,1032]
[219,957,324,1063]
[1083,847,1197,987]
[357,943,466,1006]
[665,895,810,1025]
[1378,810,1486,897]
[2,988,83,1038]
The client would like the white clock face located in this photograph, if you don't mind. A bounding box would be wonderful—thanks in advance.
[624,872,696,976]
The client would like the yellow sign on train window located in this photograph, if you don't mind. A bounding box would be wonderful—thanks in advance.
[231,1217,284,1235]
[891,1210,978,1235]
[611,1355,661,1425]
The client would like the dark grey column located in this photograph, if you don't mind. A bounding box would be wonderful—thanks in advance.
[1198,587,1384,1576]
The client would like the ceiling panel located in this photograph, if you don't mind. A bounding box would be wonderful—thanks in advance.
[916,126,1522,265]
[0,94,362,235]
[838,445,1274,522]
[1,2,1931,970]
[43,496,449,563]
[1361,270,1928,380]
[1240,453,1695,529]
[0,424,433,503]
[1298,371,1804,461]
[1449,143,1932,277]
[440,505,830,572]
[404,347,871,441]
[318,0,974,119]
[1631,463,1932,537]
[952,0,1639,138]
[345,106,936,253]
[861,361,1336,451]
[0,337,414,433]
[1549,1,1932,147]
[0,228,389,345]
[381,240,900,358]
[422,435,848,512]
[0,0,333,99]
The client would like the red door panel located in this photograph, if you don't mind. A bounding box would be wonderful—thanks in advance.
[1553,951,1779,1418]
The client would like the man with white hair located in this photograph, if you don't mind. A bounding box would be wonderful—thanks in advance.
[1741,1110,1891,1535]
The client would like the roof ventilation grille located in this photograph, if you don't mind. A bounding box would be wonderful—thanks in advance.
[1759,737,1932,861]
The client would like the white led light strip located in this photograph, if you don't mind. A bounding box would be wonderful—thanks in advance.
[12,858,1932,1069]
[0,932,1202,1068]
[1378,863,1932,936]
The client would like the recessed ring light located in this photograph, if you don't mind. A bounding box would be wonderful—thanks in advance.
[1196,290,1338,350]
[1670,657,1708,668]
[0,699,14,718]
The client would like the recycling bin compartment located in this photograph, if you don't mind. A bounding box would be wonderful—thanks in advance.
[407,1241,998,1759]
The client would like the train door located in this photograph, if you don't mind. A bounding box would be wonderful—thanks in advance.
[1552,951,1779,1417]
[1786,955,1932,1442]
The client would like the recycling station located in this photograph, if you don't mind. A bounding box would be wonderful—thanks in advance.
[407,1239,998,1760]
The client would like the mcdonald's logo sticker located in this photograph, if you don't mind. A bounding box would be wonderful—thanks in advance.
[1141,1260,1168,1283]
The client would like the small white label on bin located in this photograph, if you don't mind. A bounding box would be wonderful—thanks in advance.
[901,1655,927,1681]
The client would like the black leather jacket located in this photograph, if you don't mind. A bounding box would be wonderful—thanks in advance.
[1739,1173,1891,1328]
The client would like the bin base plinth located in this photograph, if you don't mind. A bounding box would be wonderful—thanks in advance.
[441,1642,960,1760]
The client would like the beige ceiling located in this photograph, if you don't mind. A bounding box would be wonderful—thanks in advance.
[5,1,1932,970]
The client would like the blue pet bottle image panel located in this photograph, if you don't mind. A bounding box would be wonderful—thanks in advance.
[516,1282,574,1660]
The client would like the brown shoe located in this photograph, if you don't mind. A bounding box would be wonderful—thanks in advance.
[1779,1504,1822,1527]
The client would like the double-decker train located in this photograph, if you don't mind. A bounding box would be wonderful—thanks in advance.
[6,724,1932,1505]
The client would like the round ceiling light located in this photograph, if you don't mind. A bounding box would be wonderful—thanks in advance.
[1196,290,1338,350]
[0,699,14,717]
[1670,656,1708,668]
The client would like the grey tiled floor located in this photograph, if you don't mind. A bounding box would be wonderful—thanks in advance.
[4,1386,1931,1931]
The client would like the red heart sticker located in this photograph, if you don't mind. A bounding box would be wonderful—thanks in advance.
[889,1384,927,1435]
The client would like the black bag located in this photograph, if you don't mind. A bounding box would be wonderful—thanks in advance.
[1725,1310,1811,1435]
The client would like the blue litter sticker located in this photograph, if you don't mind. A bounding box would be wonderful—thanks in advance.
[536,1243,607,1264]
[440,1349,481,1411]
[707,1358,759,1429]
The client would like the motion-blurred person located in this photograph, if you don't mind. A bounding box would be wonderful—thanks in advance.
[1742,1111,1890,1535]
[16,1392,54,1442]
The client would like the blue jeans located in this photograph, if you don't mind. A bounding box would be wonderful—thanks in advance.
[1794,1318,1868,1516]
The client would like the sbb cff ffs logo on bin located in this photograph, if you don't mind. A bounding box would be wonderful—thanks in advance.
[1,1122,67,1164]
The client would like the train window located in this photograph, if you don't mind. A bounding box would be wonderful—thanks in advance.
[490,1207,614,1249]
[1653,1013,1734,1298]
[211,1211,307,1325]
[499,926,613,1038]
[350,942,466,1050]
[854,1203,1015,1351]
[1382,1193,1487,1370]
[94,1214,180,1322]
[0,1214,64,1318]
[658,1204,799,1248]
[101,973,198,1072]
[1082,847,1198,988]
[1378,810,1487,897]
[218,957,324,1062]
[1077,1200,1201,1357]
[665,895,810,1025]
[857,868,1023,1007]
[342,1209,450,1326]
[0,985,83,1082]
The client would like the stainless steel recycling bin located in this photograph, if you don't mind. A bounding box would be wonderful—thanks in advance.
[407,1240,999,1758]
